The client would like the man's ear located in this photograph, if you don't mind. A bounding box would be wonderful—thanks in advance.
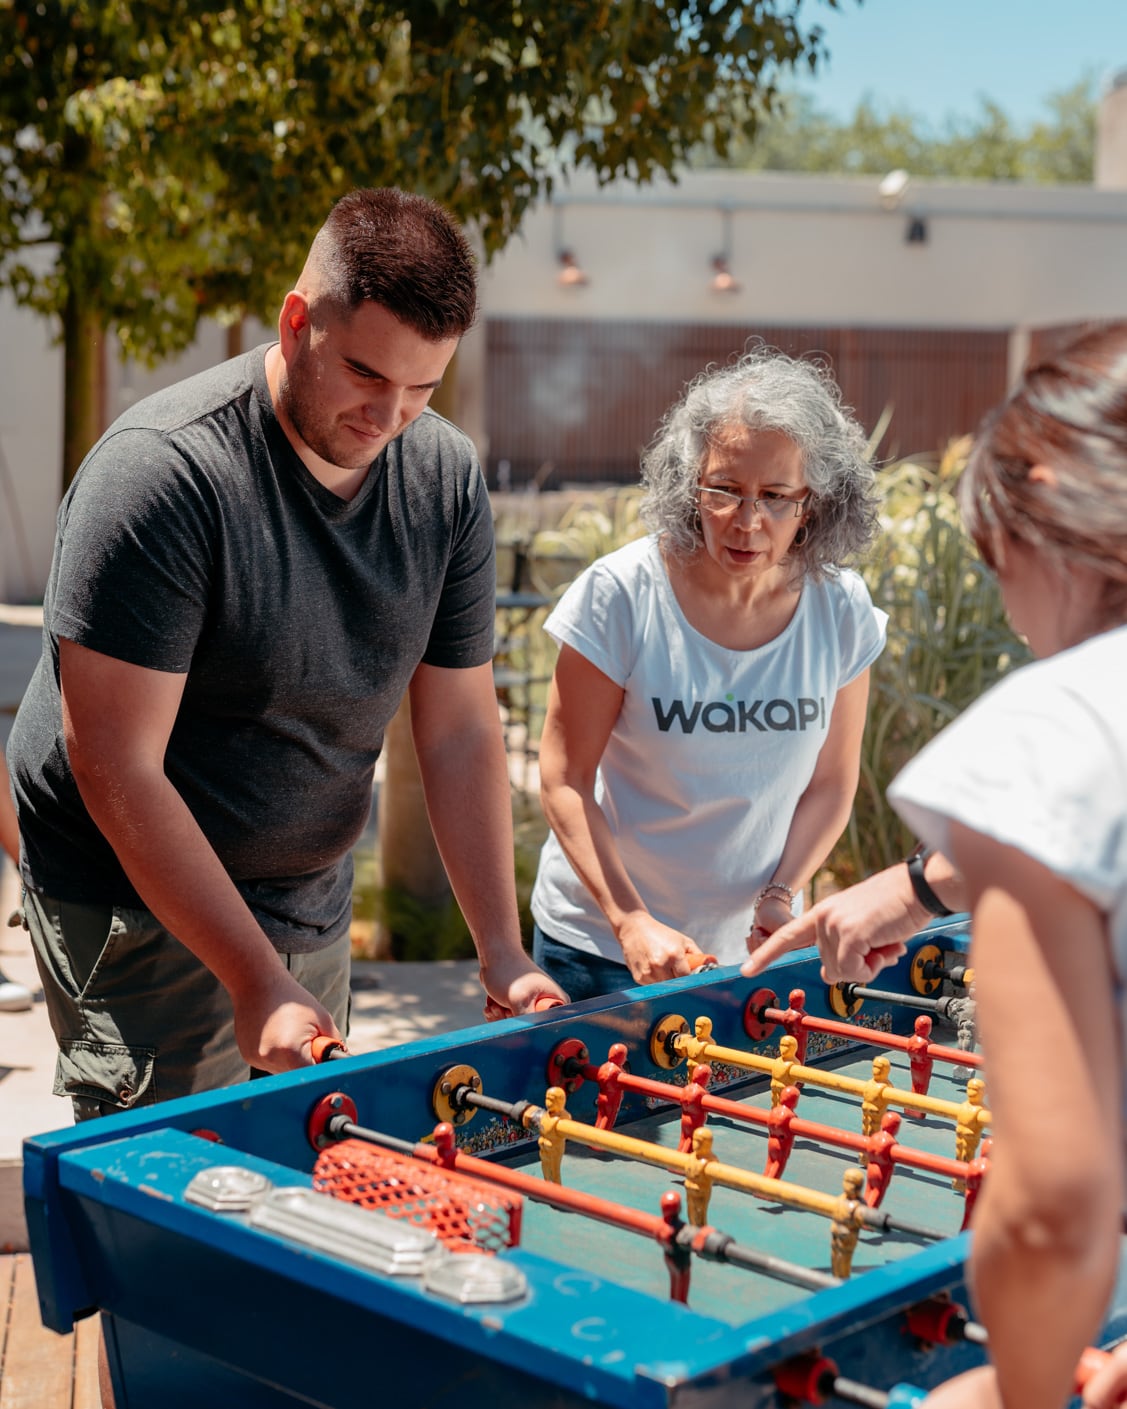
[279,292,308,343]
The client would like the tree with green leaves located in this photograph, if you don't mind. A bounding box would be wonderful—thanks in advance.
[1,0,861,946]
[0,0,851,492]
[703,75,1098,181]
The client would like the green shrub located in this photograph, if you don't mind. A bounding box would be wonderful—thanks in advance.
[826,440,1031,889]
[525,487,645,596]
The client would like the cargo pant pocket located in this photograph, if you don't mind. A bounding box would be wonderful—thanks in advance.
[55,1039,157,1120]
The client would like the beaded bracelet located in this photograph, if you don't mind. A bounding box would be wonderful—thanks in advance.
[753,881,797,913]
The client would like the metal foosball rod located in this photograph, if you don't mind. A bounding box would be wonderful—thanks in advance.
[447,1079,948,1263]
[308,1109,844,1296]
[827,981,981,1074]
[660,1017,991,1156]
[310,1092,1109,1409]
[562,1046,977,1207]
[915,958,973,989]
[744,987,981,1073]
[834,984,969,1018]
[776,1333,1121,1408]
[827,1349,1127,1408]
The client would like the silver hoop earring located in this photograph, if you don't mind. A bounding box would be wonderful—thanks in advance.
[792,524,809,548]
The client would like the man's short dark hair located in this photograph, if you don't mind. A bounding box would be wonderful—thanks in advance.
[312,188,477,341]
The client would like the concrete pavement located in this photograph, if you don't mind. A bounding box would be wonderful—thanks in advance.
[0,608,492,1252]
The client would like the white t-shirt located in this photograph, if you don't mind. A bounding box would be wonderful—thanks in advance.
[531,535,888,965]
[888,623,1127,1083]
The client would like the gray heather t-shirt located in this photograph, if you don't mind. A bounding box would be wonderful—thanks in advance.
[8,345,496,951]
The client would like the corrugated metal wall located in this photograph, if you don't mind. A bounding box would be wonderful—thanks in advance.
[485,321,1010,487]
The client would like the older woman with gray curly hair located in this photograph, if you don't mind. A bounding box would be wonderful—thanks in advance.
[529,347,887,1002]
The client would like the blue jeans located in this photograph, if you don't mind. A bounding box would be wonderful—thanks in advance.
[532,922,634,1004]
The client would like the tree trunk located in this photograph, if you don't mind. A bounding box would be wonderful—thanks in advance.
[375,693,452,955]
[61,285,105,493]
[374,355,466,949]
[225,318,244,360]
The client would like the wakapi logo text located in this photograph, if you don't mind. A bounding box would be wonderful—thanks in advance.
[651,694,826,734]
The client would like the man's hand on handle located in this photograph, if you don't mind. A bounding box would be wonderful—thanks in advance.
[232,966,344,1073]
[480,950,571,1020]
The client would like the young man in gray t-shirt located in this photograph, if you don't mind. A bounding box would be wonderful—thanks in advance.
[7,187,565,1119]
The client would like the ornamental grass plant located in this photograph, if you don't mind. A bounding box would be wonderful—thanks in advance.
[825,438,1031,891]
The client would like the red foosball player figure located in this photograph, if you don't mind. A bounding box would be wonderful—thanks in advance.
[433,1121,458,1170]
[906,1014,934,1116]
[960,1135,992,1230]
[659,1190,692,1304]
[861,1054,893,1143]
[764,1083,801,1179]
[864,1109,902,1207]
[678,1063,713,1153]
[594,1042,629,1131]
[781,989,810,1064]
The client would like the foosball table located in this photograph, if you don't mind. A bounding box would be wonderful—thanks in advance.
[23,919,1127,1408]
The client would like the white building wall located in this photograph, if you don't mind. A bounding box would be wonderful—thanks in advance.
[0,288,63,603]
[3,169,1127,603]
[479,171,1127,331]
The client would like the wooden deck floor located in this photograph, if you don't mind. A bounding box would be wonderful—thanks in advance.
[0,1255,99,1409]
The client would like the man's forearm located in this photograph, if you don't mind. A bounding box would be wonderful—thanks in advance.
[415,725,526,962]
[71,761,284,997]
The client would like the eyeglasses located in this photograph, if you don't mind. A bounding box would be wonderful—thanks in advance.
[697,486,809,520]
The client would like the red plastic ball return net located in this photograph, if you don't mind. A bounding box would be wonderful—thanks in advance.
[313,1139,523,1254]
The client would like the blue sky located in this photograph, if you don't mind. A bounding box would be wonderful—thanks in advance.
[789,0,1127,127]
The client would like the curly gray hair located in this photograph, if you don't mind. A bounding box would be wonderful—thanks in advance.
[639,346,880,580]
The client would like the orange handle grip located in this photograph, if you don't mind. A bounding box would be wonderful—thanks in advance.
[311,1035,348,1062]
[1077,1347,1110,1390]
[1075,1346,1127,1403]
[484,992,566,1021]
[686,951,719,972]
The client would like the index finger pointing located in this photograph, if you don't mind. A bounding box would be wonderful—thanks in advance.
[741,921,811,977]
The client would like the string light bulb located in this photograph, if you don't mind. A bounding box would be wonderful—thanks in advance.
[710,254,741,294]
[556,250,589,287]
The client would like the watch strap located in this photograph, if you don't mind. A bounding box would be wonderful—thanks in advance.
[906,847,953,918]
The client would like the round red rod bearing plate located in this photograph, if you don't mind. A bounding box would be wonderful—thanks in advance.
[307,1091,359,1152]
[742,987,779,1042]
[547,1038,589,1094]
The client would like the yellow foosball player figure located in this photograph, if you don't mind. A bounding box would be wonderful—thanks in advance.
[830,1168,867,1279]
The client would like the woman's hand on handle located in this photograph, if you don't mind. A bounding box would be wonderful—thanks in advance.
[617,912,707,986]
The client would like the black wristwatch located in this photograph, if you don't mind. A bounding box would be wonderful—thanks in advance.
[905,845,953,918]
